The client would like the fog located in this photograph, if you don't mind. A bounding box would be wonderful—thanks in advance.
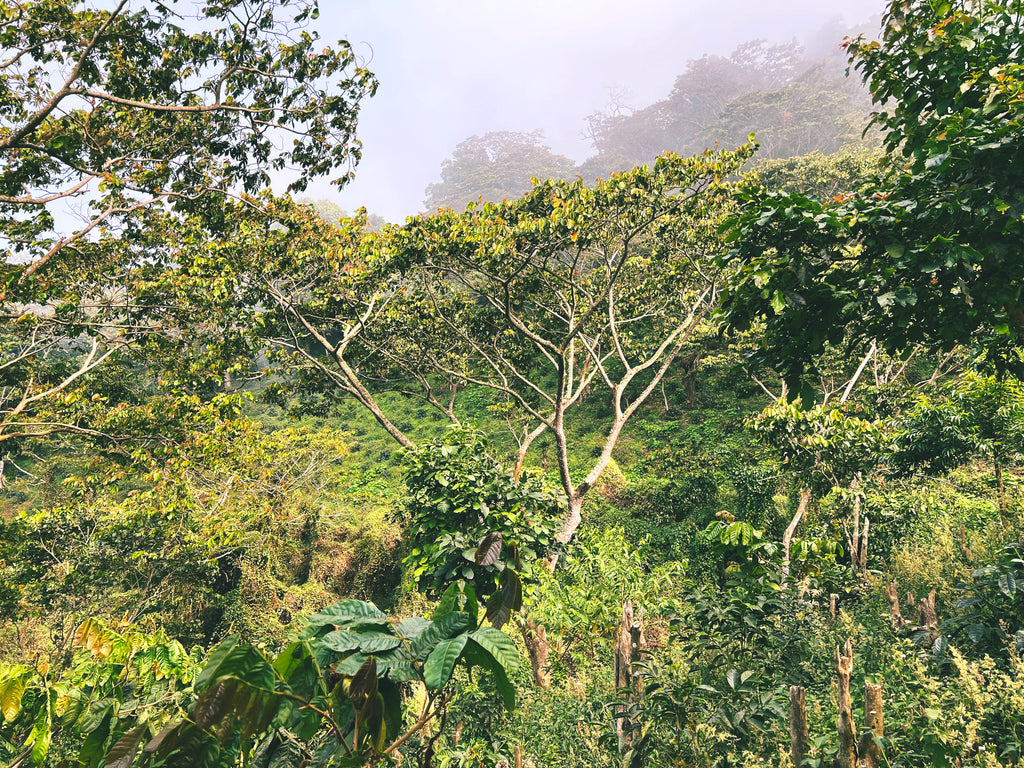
[312,1,887,222]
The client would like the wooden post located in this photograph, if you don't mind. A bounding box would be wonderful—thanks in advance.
[829,593,838,619]
[917,589,938,630]
[789,685,809,767]
[885,583,904,627]
[835,640,856,768]
[514,745,523,768]
[858,682,884,768]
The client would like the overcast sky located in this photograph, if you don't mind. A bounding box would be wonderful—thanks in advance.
[311,1,888,222]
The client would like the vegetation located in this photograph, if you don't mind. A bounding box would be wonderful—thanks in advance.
[4,1,1024,767]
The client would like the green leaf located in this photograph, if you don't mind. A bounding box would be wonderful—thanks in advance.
[412,612,473,660]
[26,695,52,766]
[485,569,523,629]
[394,617,430,642]
[307,600,387,630]
[423,635,468,690]
[356,632,402,653]
[77,700,115,734]
[999,572,1016,598]
[0,670,28,722]
[434,582,463,620]
[321,630,362,652]
[468,627,520,675]
[462,640,516,711]
[195,637,274,692]
[334,653,369,677]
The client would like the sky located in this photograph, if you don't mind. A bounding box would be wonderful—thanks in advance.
[310,1,889,223]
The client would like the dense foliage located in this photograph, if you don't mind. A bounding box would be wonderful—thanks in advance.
[4,2,1024,768]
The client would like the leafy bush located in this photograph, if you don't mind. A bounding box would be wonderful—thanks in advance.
[0,587,521,767]
[403,426,565,597]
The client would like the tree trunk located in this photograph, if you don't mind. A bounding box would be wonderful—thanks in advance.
[513,422,548,480]
[835,640,856,768]
[848,483,861,573]
[859,516,870,575]
[830,594,838,620]
[858,682,884,768]
[917,589,938,630]
[782,488,811,584]
[789,685,809,768]
[521,620,551,689]
[885,583,904,627]
[614,600,644,754]
[549,495,585,571]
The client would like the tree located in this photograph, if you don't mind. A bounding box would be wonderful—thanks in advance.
[579,39,838,179]
[172,145,754,551]
[0,0,374,284]
[423,130,577,212]
[385,146,755,546]
[890,372,1024,519]
[0,0,376,484]
[719,1,1024,391]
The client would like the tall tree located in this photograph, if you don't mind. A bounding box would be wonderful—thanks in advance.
[0,0,376,482]
[719,0,1024,392]
[423,130,577,212]
[214,145,755,548]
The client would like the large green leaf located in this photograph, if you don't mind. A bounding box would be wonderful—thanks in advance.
[462,640,516,711]
[411,612,472,660]
[469,627,521,675]
[394,617,430,643]
[308,600,386,630]
[272,642,317,698]
[372,646,413,673]
[433,582,463,620]
[26,693,52,766]
[423,635,468,690]
[0,669,28,723]
[76,702,113,767]
[334,653,369,677]
[194,636,275,693]
[356,633,402,653]
[485,568,523,629]
[320,631,363,652]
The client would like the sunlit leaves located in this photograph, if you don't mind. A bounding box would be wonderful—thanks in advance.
[719,1,1024,386]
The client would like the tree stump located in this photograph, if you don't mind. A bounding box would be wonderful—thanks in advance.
[789,685,809,767]
[522,620,551,689]
[917,589,938,630]
[835,640,856,768]
[614,599,644,753]
[858,682,884,768]
[885,583,904,627]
